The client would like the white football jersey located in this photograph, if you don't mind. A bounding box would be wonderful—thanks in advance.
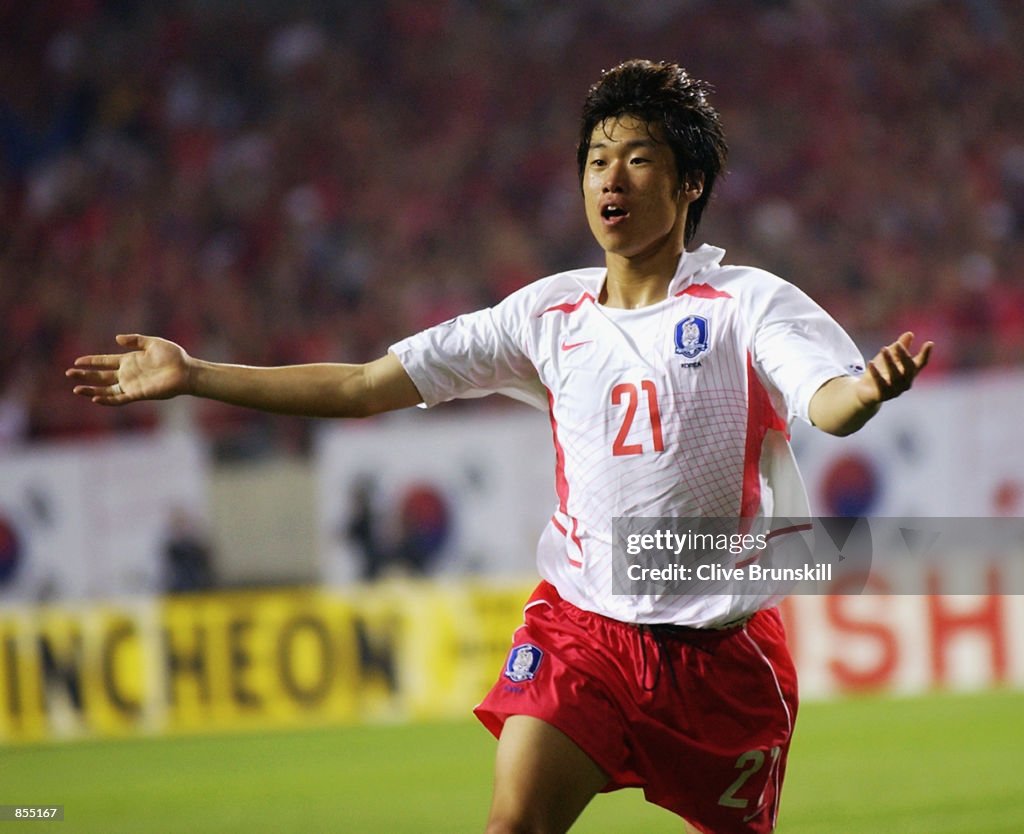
[390,245,864,626]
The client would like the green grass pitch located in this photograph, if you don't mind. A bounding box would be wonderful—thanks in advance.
[5,688,1023,833]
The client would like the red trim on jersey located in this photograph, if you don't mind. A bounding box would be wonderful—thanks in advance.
[568,517,583,566]
[547,389,570,512]
[550,516,584,568]
[765,523,813,541]
[740,353,787,531]
[538,292,596,316]
[674,283,733,300]
[546,388,584,567]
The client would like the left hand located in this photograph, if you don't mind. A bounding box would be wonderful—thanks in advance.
[854,331,933,407]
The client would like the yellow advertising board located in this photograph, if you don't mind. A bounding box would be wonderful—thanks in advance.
[0,582,534,744]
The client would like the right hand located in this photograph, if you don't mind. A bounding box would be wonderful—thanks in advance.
[66,334,192,406]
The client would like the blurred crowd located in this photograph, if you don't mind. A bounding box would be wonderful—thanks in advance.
[2,0,1022,457]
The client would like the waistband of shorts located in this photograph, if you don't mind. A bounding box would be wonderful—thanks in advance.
[527,581,755,636]
[635,617,752,637]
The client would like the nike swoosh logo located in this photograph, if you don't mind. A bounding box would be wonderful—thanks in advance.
[561,340,593,351]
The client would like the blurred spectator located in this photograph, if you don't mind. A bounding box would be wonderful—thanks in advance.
[162,506,215,593]
[341,475,451,580]
[2,1,1022,456]
[342,474,390,581]
[0,363,31,445]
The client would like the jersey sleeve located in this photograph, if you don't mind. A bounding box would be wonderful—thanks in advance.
[389,291,547,411]
[751,277,865,426]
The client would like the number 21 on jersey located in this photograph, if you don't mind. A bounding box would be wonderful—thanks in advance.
[611,379,664,456]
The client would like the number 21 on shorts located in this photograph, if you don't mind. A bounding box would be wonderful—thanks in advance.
[718,745,782,817]
[611,379,664,456]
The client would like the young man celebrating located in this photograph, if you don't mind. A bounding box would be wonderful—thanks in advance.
[68,60,931,833]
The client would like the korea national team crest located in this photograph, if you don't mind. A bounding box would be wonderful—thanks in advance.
[504,643,544,683]
[674,315,710,359]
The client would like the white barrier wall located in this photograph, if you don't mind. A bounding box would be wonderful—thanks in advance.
[793,372,1024,517]
[0,432,209,601]
[314,407,554,584]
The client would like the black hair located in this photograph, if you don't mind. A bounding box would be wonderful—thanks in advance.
[577,59,728,246]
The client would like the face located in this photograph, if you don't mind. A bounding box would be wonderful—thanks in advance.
[582,116,698,262]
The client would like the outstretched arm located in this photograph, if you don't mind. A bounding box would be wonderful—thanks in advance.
[809,331,933,437]
[66,334,423,418]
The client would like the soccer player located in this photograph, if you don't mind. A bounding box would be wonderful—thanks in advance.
[67,60,931,833]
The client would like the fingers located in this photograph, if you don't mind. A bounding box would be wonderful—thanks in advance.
[67,380,130,406]
[891,332,934,378]
[894,332,934,370]
[866,332,934,402]
[65,369,118,386]
[68,335,149,370]
[66,334,148,386]
[65,363,117,405]
[913,339,933,370]
[66,357,124,405]
[69,354,124,370]
[65,335,146,406]
[65,369,122,399]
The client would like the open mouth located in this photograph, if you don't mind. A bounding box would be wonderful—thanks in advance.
[601,204,629,224]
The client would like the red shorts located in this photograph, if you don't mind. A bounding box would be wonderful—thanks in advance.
[474,582,799,834]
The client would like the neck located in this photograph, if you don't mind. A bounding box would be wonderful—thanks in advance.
[600,246,684,309]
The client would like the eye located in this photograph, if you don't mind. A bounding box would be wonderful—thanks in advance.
[589,157,607,168]
[629,157,650,165]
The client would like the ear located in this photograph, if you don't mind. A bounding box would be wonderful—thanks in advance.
[682,173,704,202]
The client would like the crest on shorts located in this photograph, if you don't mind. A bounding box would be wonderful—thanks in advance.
[674,315,710,359]
[504,643,543,683]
